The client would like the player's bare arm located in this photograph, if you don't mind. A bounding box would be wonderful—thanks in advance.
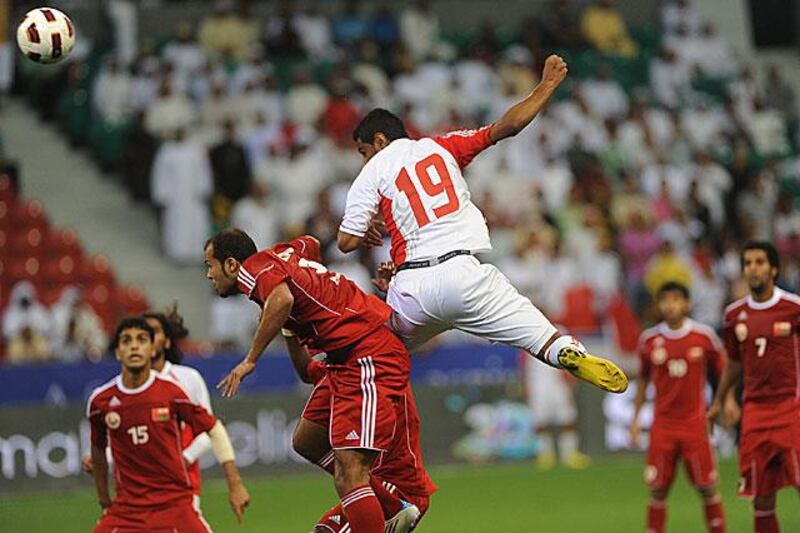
[218,282,294,397]
[489,54,568,143]
[90,442,112,509]
[283,333,314,384]
[628,374,649,449]
[207,421,250,523]
[707,358,742,428]
[338,218,385,253]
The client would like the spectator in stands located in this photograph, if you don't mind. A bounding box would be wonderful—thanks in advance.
[131,54,161,112]
[352,39,392,106]
[50,287,108,363]
[692,151,732,230]
[210,119,252,205]
[660,0,701,37]
[540,0,586,50]
[747,97,790,156]
[305,187,341,250]
[293,4,334,59]
[693,23,738,78]
[580,0,638,58]
[144,81,196,140]
[322,78,361,147]
[764,66,797,144]
[92,57,134,125]
[737,166,778,241]
[162,22,206,80]
[150,129,213,264]
[286,67,329,127]
[243,110,280,169]
[264,0,304,57]
[198,1,255,61]
[649,46,691,109]
[7,326,51,364]
[581,65,629,120]
[230,182,280,250]
[400,0,440,61]
[0,0,11,108]
[2,282,52,345]
[371,5,400,52]
[689,246,726,329]
[644,240,692,299]
[106,0,138,66]
[333,0,370,50]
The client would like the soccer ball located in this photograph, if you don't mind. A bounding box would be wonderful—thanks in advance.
[16,7,76,64]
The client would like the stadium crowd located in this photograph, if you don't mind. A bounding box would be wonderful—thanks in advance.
[3,0,800,359]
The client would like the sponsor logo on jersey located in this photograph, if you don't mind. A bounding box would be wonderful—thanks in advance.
[345,430,360,441]
[109,396,121,407]
[105,411,121,429]
[773,321,792,337]
[151,407,170,422]
[735,323,748,342]
[651,347,667,365]
[654,336,665,347]
[688,346,704,360]
[737,310,748,321]
[331,515,341,525]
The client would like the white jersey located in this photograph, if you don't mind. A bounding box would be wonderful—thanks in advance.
[340,127,496,264]
[160,361,213,413]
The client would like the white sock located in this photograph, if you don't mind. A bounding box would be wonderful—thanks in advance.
[538,432,555,456]
[544,335,586,368]
[558,430,579,458]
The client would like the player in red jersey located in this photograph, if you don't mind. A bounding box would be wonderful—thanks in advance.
[630,282,731,533]
[205,229,413,533]
[87,317,249,532]
[286,336,436,532]
[708,241,800,533]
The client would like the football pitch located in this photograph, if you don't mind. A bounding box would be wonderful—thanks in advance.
[3,457,799,532]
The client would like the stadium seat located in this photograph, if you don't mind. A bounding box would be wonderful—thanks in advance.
[43,228,83,260]
[10,200,49,232]
[6,256,42,286]
[116,284,150,315]
[79,254,115,286]
[0,175,15,203]
[7,227,47,257]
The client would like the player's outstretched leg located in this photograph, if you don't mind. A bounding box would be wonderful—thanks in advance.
[753,495,779,533]
[384,500,421,533]
[545,335,629,393]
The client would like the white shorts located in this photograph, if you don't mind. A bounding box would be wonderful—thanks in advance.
[387,255,558,354]
[525,359,577,427]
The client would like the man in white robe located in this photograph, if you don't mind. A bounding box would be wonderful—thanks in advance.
[150,130,212,264]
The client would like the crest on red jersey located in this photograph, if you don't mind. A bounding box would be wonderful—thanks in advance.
[735,323,748,342]
[151,407,170,422]
[688,346,704,360]
[105,411,121,429]
[773,321,792,337]
[651,347,667,365]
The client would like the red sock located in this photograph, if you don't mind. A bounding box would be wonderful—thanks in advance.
[370,477,404,519]
[703,496,725,533]
[317,451,336,475]
[754,508,779,533]
[647,499,666,533]
[341,484,384,533]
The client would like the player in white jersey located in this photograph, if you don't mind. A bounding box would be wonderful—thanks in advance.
[338,54,627,394]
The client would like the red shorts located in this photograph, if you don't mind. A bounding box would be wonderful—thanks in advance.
[94,497,211,532]
[738,422,800,498]
[645,425,718,490]
[314,493,430,532]
[326,328,410,451]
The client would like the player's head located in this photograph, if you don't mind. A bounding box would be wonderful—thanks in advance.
[111,317,155,371]
[740,240,779,295]
[656,282,691,324]
[353,108,409,163]
[143,305,189,365]
[204,228,257,297]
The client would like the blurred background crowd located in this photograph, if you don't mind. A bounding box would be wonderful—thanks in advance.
[1,0,799,363]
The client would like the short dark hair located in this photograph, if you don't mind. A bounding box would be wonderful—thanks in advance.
[206,228,257,264]
[111,316,154,351]
[353,108,409,144]
[657,281,690,300]
[142,304,189,364]
[740,240,780,272]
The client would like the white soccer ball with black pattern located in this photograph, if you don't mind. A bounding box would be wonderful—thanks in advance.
[16,7,76,64]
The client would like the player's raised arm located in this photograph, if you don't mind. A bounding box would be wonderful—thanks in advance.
[489,54,568,143]
[218,282,294,397]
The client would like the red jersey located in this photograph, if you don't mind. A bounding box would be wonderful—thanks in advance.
[237,236,392,353]
[638,319,726,430]
[86,372,217,508]
[723,288,800,429]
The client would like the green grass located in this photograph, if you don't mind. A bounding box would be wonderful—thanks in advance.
[2,457,799,532]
